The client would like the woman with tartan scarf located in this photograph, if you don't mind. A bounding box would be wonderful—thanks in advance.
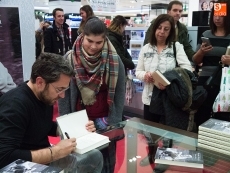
[58,17,126,130]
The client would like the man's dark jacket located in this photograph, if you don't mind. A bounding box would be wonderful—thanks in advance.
[107,30,135,70]
[44,21,71,55]
[144,20,195,61]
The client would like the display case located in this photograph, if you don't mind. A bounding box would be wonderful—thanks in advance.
[124,27,147,115]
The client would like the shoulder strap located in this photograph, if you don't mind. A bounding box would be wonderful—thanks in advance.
[173,42,179,67]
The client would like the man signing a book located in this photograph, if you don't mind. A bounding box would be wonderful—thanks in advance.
[0,53,103,172]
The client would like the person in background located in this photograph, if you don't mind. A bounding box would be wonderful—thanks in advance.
[136,14,192,166]
[58,16,125,130]
[209,0,215,10]
[136,14,192,123]
[201,1,209,10]
[193,0,230,126]
[0,62,16,96]
[58,17,125,173]
[78,5,94,35]
[0,53,103,172]
[35,21,52,57]
[107,15,135,71]
[144,0,195,62]
[44,8,71,55]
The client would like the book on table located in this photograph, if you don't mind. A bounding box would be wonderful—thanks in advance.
[198,118,230,138]
[152,70,170,88]
[0,159,62,173]
[154,147,204,169]
[198,130,230,143]
[56,109,110,154]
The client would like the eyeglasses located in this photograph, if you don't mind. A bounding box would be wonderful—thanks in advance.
[50,83,69,95]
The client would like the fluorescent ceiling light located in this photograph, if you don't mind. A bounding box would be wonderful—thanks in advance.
[34,6,49,10]
[94,8,150,13]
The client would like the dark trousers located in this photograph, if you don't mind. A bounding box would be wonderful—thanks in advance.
[144,104,161,123]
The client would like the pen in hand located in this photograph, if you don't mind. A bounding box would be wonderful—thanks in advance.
[65,132,70,139]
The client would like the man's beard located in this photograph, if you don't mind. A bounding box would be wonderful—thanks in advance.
[38,86,58,105]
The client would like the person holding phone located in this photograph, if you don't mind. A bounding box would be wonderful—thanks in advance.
[193,0,230,126]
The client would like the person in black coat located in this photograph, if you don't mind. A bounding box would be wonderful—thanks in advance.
[44,8,71,55]
[107,15,135,71]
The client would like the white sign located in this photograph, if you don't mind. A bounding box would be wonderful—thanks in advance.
[88,0,116,12]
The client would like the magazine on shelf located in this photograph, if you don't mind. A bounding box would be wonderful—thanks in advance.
[152,70,170,88]
[0,159,62,173]
[198,118,230,138]
[56,110,110,154]
[154,147,203,169]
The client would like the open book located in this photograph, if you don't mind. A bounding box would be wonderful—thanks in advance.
[57,110,110,154]
[152,70,170,88]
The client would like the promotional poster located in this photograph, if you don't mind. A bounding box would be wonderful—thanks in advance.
[199,0,217,11]
[0,7,23,85]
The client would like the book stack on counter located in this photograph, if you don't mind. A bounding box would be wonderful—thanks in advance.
[198,118,230,173]
[197,147,230,173]
[154,148,203,173]
[198,118,230,156]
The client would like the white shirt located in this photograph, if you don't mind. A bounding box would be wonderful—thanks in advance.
[135,42,192,105]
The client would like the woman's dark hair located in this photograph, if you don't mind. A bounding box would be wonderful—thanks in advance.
[83,17,107,37]
[209,0,230,36]
[201,1,208,10]
[149,14,175,47]
[108,15,128,35]
[31,53,74,84]
[78,5,94,33]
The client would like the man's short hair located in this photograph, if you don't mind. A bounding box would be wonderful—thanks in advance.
[52,8,64,17]
[167,0,183,11]
[30,53,74,84]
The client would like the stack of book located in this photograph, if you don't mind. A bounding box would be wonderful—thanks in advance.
[154,147,203,173]
[197,147,230,173]
[198,118,230,156]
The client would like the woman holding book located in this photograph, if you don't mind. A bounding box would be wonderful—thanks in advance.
[135,14,192,123]
[193,0,230,126]
[58,16,125,129]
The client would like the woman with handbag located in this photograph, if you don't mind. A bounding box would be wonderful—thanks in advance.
[135,14,192,124]
[193,0,230,126]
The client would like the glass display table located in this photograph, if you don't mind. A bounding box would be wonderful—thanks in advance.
[99,117,230,173]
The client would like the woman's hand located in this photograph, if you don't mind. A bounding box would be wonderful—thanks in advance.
[221,55,230,65]
[157,83,166,90]
[144,72,154,83]
[199,42,213,54]
[86,120,96,132]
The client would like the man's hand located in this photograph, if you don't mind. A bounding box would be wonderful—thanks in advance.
[86,120,96,132]
[53,138,76,160]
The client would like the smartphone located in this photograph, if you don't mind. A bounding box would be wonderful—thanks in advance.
[201,37,211,46]
[226,46,230,55]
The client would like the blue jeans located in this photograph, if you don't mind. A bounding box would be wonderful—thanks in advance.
[50,149,103,173]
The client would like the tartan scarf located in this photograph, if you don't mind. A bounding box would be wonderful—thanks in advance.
[73,34,119,109]
[57,26,65,55]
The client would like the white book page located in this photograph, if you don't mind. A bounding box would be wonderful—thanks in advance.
[57,110,90,139]
[77,133,109,149]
